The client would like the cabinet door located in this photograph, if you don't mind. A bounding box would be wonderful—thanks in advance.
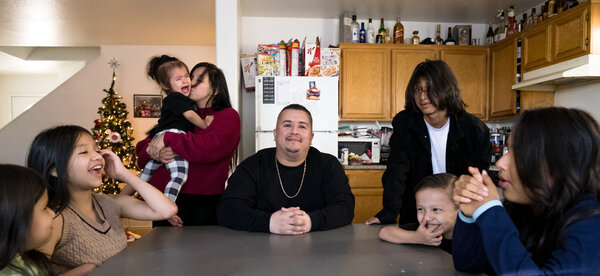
[391,48,436,117]
[553,7,589,62]
[490,38,517,118]
[522,25,552,72]
[441,47,488,120]
[340,46,390,121]
[346,169,384,223]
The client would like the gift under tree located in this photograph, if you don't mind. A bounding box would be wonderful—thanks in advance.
[91,59,139,194]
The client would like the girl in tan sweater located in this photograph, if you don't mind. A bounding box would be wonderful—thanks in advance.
[27,125,177,275]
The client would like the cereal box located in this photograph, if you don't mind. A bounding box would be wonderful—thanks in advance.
[304,37,321,76]
[320,48,340,77]
[240,54,256,89]
[257,44,279,76]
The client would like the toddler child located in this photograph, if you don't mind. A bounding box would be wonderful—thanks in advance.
[140,55,213,203]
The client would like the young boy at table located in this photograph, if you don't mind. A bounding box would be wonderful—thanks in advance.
[378,173,458,253]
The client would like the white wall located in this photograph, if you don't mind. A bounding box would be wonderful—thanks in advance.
[238,16,487,159]
[0,74,61,128]
[555,82,600,121]
[0,45,215,165]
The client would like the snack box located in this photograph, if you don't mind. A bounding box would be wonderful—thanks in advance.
[257,44,279,76]
[304,42,321,77]
[240,54,256,89]
[320,48,340,77]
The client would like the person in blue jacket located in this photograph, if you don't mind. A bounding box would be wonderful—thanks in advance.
[452,107,600,275]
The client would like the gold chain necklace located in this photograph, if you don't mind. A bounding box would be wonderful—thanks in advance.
[275,158,306,199]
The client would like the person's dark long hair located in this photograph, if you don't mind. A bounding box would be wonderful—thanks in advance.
[0,165,54,276]
[506,107,600,266]
[404,59,466,116]
[190,62,232,111]
[27,125,90,213]
[190,62,237,168]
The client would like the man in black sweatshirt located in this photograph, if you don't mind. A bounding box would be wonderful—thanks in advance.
[217,104,354,234]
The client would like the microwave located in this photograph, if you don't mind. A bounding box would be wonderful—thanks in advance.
[338,136,381,164]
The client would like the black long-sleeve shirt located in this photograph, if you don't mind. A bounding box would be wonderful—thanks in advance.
[217,147,355,232]
[376,111,491,225]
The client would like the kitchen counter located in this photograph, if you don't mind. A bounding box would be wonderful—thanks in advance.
[343,164,386,170]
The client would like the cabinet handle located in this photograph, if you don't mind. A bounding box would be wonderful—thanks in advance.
[586,38,589,46]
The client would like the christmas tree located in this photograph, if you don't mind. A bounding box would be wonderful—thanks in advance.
[91,58,139,194]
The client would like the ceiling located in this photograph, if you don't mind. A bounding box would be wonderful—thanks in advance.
[1,0,542,74]
[240,0,544,23]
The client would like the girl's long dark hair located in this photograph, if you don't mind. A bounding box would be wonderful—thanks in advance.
[27,125,91,213]
[0,165,54,276]
[508,107,600,266]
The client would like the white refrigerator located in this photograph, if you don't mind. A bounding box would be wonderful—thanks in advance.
[255,76,339,156]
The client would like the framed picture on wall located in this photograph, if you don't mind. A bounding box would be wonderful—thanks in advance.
[133,94,162,118]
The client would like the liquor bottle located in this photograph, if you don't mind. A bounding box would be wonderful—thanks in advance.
[507,6,515,35]
[520,13,527,31]
[384,28,392,44]
[411,31,420,44]
[351,15,360,43]
[393,17,404,44]
[531,8,538,26]
[486,20,495,45]
[434,24,444,45]
[376,18,385,43]
[359,22,366,43]
[367,18,375,43]
[444,27,456,45]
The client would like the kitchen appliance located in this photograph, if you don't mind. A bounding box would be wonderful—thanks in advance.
[255,76,339,156]
[338,136,381,163]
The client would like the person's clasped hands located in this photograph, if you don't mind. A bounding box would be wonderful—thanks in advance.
[453,166,500,217]
[269,207,312,235]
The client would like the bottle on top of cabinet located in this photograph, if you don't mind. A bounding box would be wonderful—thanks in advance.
[444,27,456,45]
[367,18,376,43]
[434,24,444,45]
[486,20,495,45]
[359,22,366,43]
[393,17,404,44]
[351,15,360,43]
[411,31,420,44]
[376,18,385,43]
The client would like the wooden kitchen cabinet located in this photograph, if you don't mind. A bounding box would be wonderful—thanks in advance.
[522,24,552,72]
[391,48,436,116]
[345,169,384,223]
[441,47,489,120]
[553,5,590,63]
[340,44,390,120]
[340,43,488,121]
[490,37,517,119]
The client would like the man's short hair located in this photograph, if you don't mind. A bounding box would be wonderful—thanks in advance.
[277,104,313,129]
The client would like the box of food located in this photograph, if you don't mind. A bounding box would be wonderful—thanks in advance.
[257,44,279,76]
[240,54,256,89]
[287,40,300,76]
[304,37,321,76]
[320,48,340,77]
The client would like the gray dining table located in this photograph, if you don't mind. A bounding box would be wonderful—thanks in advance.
[91,224,460,275]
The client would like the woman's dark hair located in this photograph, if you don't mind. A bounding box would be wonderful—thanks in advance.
[27,125,91,214]
[507,107,600,265]
[0,165,53,276]
[190,62,232,111]
[404,59,465,115]
[415,173,458,208]
[147,55,189,95]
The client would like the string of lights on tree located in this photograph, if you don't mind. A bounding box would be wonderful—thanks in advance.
[91,58,139,194]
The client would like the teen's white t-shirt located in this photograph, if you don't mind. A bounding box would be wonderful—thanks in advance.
[425,118,450,174]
